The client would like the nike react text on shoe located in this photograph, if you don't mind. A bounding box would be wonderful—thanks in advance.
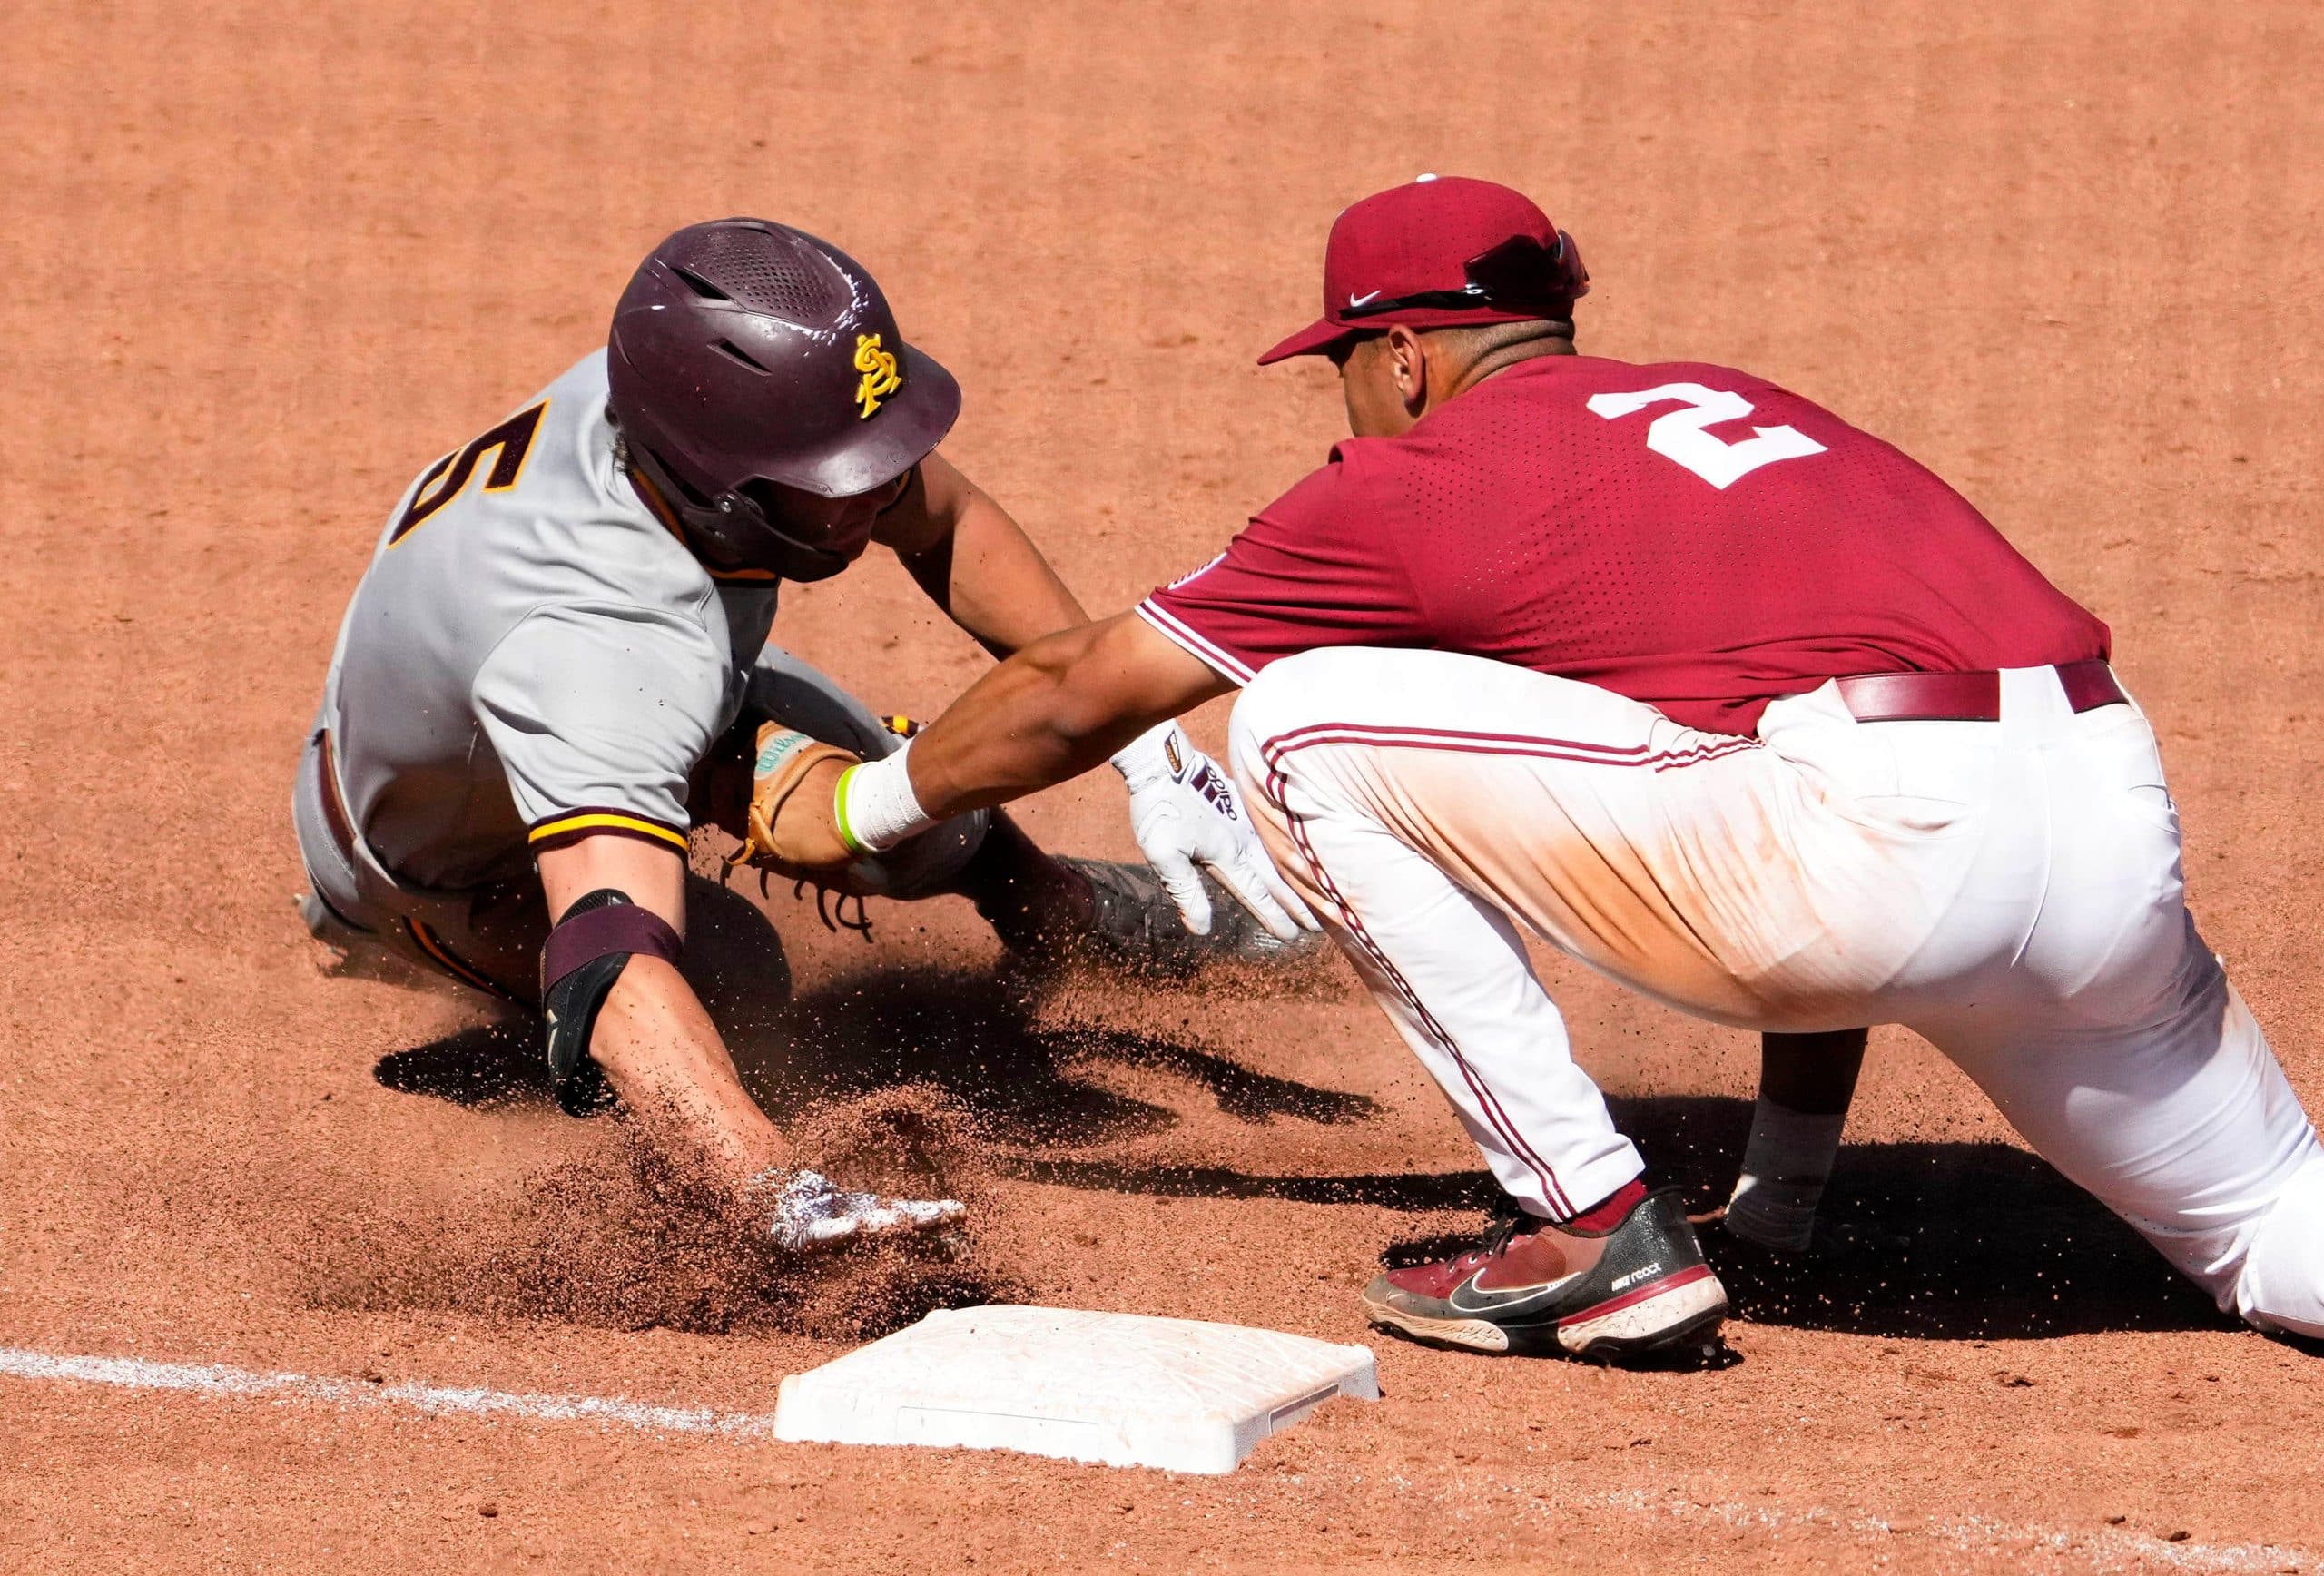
[1362,1187,1728,1361]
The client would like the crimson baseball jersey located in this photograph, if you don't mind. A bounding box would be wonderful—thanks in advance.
[1138,356,2109,735]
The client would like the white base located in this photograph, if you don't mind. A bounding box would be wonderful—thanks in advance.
[773,1305,1379,1474]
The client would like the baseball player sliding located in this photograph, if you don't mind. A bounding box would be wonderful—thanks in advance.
[294,219,1305,1254]
[754,176,2324,1360]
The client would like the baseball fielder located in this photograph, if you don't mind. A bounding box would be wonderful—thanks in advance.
[757,176,2324,1359]
[294,219,1306,1252]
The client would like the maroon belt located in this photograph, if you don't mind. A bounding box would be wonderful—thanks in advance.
[1836,660,2126,724]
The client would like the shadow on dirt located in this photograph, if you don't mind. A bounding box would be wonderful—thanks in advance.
[373,1016,545,1107]
[750,967,1376,1145]
[370,872,799,1110]
[366,963,2228,1343]
[374,963,1378,1143]
[987,1091,2230,1342]
[354,964,1384,1336]
[948,1092,2226,1343]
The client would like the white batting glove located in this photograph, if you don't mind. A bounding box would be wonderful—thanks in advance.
[1110,721,1318,941]
[755,1167,965,1254]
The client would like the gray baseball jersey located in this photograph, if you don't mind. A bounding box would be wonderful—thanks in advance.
[319,350,779,891]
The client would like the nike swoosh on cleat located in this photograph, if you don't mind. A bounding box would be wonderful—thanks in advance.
[1445,1267,1586,1317]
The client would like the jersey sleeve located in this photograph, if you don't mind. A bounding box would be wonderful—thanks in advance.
[1136,452,1429,685]
[471,600,728,858]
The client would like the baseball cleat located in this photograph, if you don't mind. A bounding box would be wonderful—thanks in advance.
[755,1167,967,1254]
[1046,856,1323,978]
[1362,1187,1728,1361]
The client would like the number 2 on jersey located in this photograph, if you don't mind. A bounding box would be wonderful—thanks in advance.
[388,400,547,546]
[1585,382,1825,490]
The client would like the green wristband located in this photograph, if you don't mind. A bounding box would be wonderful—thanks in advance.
[832,763,869,857]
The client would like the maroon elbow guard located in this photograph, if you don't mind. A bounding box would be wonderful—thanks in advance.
[539,890,684,1118]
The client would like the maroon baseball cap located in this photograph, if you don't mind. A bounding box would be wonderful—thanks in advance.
[1257,174,1590,365]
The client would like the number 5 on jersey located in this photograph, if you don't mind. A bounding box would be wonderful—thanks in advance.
[1586,382,1825,489]
[389,400,548,546]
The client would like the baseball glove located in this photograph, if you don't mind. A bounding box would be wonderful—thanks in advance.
[727,723,864,887]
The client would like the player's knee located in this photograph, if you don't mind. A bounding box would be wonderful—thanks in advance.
[2234,1157,2324,1342]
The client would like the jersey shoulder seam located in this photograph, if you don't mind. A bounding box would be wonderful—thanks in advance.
[467,594,726,712]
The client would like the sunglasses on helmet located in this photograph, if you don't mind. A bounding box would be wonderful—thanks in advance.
[1337,231,1588,321]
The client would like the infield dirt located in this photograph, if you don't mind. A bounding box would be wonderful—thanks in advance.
[5,2,2322,1571]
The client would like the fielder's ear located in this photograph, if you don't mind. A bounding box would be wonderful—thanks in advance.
[1384,324,1429,414]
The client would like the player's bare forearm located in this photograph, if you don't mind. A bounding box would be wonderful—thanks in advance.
[535,834,786,1187]
[586,955,786,1183]
[880,451,1088,659]
[904,609,1232,818]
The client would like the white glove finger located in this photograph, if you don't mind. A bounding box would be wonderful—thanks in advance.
[854,1196,968,1237]
[767,1167,968,1254]
[1205,849,1305,941]
[1257,862,1323,932]
[1147,846,1215,935]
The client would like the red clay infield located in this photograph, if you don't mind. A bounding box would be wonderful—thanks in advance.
[5,2,2321,1570]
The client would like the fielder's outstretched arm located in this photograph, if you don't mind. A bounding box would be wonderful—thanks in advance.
[901,610,1232,815]
[760,608,1303,938]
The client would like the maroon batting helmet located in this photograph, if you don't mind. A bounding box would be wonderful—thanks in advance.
[607,219,961,581]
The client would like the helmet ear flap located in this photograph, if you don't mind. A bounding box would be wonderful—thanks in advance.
[720,479,855,584]
[615,432,853,584]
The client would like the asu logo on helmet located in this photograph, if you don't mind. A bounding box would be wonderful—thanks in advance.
[853,333,903,419]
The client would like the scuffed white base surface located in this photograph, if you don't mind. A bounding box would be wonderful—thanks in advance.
[773,1305,1379,1473]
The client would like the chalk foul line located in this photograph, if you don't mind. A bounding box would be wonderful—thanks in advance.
[1,1344,2314,1571]
[0,1345,783,1439]
[1599,1487,2316,1575]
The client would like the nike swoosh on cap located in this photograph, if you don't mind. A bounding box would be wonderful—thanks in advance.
[1347,290,1382,307]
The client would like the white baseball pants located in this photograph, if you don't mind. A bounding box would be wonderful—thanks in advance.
[1229,647,2324,1339]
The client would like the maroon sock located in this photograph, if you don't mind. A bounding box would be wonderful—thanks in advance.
[1562,1177,1648,1233]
